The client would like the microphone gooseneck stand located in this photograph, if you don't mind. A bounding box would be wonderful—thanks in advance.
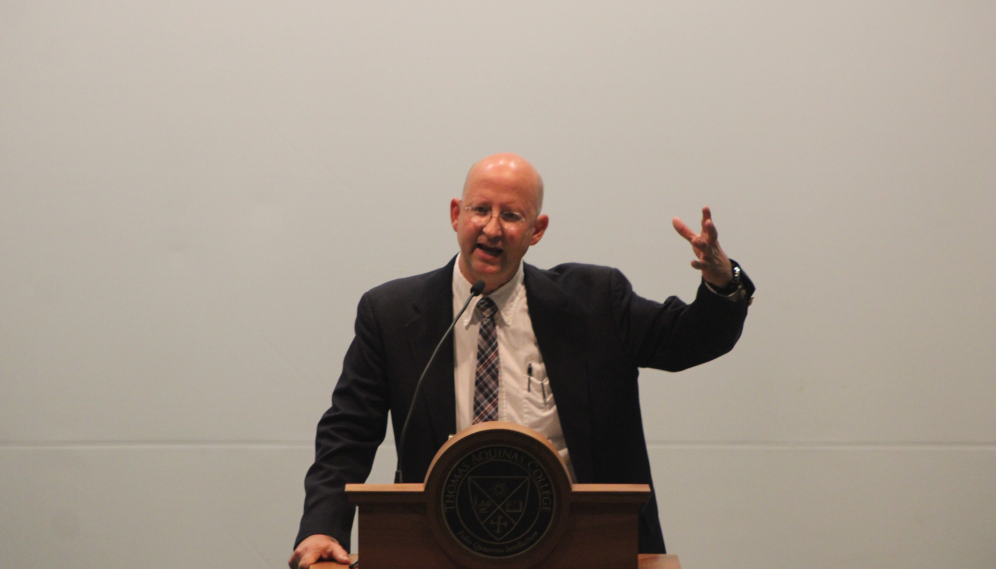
[394,279,485,484]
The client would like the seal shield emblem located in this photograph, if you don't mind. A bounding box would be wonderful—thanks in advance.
[468,476,530,540]
[441,445,555,558]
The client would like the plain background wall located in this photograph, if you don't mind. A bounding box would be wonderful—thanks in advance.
[2,1,994,567]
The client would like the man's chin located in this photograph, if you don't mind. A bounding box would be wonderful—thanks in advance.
[468,254,503,274]
[467,261,513,287]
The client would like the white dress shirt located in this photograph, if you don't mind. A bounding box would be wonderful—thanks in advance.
[452,256,577,481]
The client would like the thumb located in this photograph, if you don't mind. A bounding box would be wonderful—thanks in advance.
[296,550,320,569]
[672,217,695,241]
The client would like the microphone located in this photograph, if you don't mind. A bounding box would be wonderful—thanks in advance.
[394,279,485,483]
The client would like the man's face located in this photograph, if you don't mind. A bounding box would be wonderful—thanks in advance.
[450,162,548,293]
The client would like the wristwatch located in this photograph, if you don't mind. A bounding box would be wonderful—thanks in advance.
[707,261,748,302]
[714,263,741,295]
[729,263,742,291]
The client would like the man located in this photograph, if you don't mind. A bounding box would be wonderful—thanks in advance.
[290,153,754,568]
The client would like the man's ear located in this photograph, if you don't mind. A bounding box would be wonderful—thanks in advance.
[450,198,461,231]
[530,214,549,245]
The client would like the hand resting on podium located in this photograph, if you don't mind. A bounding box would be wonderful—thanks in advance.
[289,534,350,569]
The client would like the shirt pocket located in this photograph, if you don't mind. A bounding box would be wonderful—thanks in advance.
[521,361,558,433]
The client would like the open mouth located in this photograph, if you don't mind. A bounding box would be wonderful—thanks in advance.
[475,243,503,258]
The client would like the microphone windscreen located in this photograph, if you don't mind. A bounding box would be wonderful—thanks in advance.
[471,280,486,295]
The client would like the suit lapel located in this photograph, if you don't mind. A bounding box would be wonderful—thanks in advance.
[524,264,593,482]
[404,259,458,449]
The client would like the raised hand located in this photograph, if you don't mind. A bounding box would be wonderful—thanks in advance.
[672,206,733,288]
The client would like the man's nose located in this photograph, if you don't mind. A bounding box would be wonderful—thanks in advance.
[482,214,503,237]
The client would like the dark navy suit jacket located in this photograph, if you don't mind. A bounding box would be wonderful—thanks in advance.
[296,257,754,553]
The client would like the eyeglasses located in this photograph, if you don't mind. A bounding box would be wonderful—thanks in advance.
[463,204,529,228]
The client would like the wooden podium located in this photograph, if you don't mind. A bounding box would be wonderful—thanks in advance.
[313,422,681,569]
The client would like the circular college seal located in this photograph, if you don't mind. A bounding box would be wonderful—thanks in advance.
[441,444,556,558]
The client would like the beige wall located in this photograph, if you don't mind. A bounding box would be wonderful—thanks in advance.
[2,1,994,567]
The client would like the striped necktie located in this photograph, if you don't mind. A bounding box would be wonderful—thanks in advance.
[473,296,500,423]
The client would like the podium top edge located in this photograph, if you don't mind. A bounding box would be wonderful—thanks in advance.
[571,483,651,504]
[312,554,680,569]
[346,483,423,492]
[345,483,650,503]
[345,483,649,492]
[572,483,650,493]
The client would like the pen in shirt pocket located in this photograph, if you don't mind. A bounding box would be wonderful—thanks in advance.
[527,362,547,403]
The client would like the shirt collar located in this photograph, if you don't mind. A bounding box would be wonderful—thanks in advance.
[453,254,525,328]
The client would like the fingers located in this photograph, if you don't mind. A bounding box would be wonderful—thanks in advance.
[290,535,347,569]
[330,542,351,564]
[672,217,696,242]
[703,219,718,244]
[676,207,731,285]
[289,541,309,569]
[678,208,722,266]
[701,207,719,244]
[296,550,320,569]
[677,211,719,244]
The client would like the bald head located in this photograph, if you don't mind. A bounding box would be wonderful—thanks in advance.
[451,152,549,293]
[463,152,544,216]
